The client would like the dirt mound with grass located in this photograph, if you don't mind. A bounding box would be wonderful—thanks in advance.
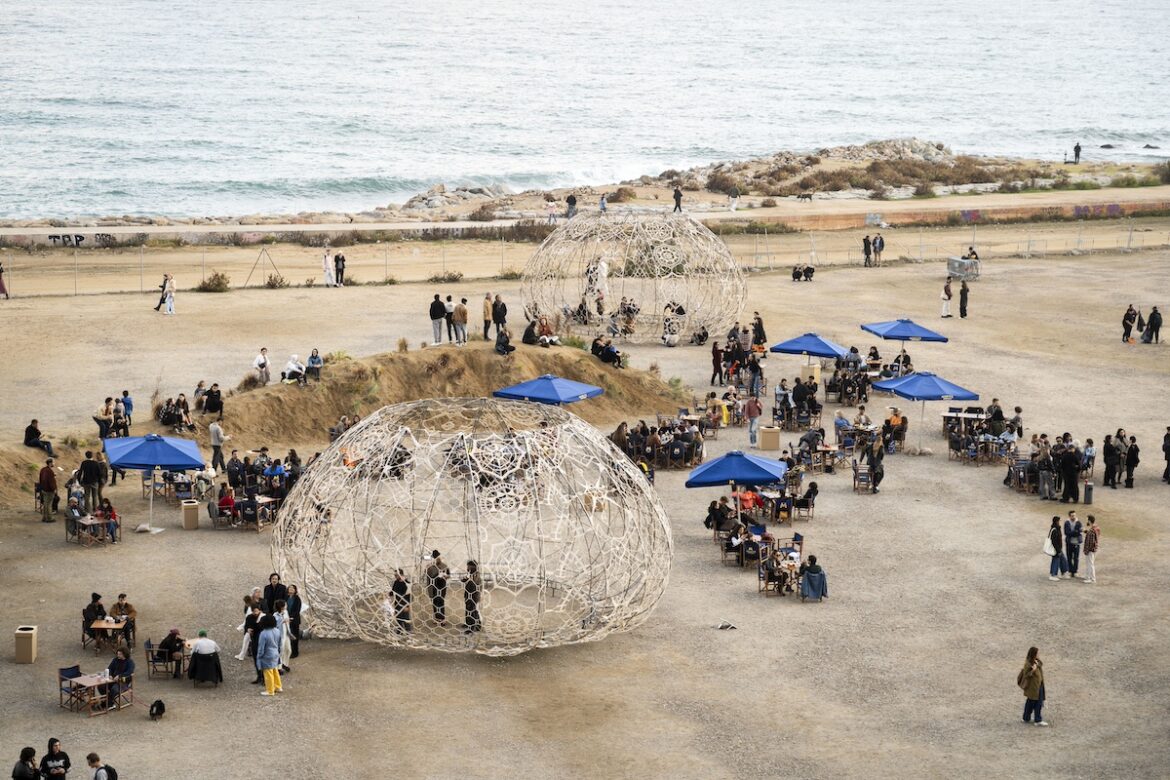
[199,343,684,448]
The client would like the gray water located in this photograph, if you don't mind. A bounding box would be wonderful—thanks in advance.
[0,0,1166,218]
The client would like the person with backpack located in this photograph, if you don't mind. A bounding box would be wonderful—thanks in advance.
[86,753,117,779]
[1017,647,1048,726]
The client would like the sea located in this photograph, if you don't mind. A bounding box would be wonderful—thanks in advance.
[1,0,1167,219]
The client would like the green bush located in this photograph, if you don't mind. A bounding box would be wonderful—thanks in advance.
[497,268,523,280]
[427,271,464,283]
[1155,162,1170,184]
[1110,174,1161,188]
[561,334,588,350]
[264,273,290,289]
[194,271,231,292]
[342,274,361,286]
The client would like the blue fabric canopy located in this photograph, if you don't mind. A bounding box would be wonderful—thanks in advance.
[104,434,205,471]
[860,319,949,343]
[769,332,849,359]
[871,372,978,401]
[685,450,789,488]
[493,374,604,405]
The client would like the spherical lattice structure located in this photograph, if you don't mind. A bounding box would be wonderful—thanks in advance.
[522,212,746,343]
[271,398,672,656]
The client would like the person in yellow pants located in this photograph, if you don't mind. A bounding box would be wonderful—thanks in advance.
[255,615,283,696]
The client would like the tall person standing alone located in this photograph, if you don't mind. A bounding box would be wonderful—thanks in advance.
[1017,647,1049,726]
[940,277,953,318]
[959,280,969,319]
[482,293,493,340]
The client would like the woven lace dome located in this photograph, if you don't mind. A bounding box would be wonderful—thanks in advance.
[271,398,673,656]
[521,212,746,343]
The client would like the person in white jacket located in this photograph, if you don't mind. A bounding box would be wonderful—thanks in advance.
[322,248,335,287]
[253,348,271,385]
[283,355,307,385]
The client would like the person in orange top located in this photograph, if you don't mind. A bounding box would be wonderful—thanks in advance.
[888,407,904,427]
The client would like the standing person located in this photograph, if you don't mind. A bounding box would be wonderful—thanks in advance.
[429,294,446,346]
[1147,306,1162,343]
[444,294,456,342]
[710,341,725,387]
[598,193,607,214]
[1073,141,1081,164]
[253,348,271,385]
[38,458,58,522]
[1122,305,1137,343]
[1059,444,1080,503]
[940,277,954,318]
[333,253,346,286]
[1102,434,1120,488]
[672,186,683,213]
[1064,511,1083,579]
[869,435,885,493]
[255,614,282,696]
[273,599,292,673]
[242,602,263,673]
[545,200,557,225]
[152,273,169,311]
[751,312,767,346]
[1162,426,1170,483]
[873,233,884,264]
[565,193,578,219]
[862,235,872,267]
[322,248,335,287]
[492,294,507,336]
[12,748,37,780]
[1124,435,1140,488]
[263,572,288,613]
[746,395,763,448]
[39,739,70,780]
[391,569,412,633]
[452,298,469,346]
[162,273,175,315]
[959,280,970,319]
[286,584,302,659]
[1017,647,1049,726]
[209,419,229,472]
[78,451,102,513]
[482,293,493,340]
[0,260,9,299]
[121,389,134,427]
[1047,516,1066,581]
[463,560,482,634]
[85,755,114,780]
[425,550,450,626]
[728,185,740,212]
[1082,515,1099,583]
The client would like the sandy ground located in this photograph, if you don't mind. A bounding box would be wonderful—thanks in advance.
[2,248,1170,779]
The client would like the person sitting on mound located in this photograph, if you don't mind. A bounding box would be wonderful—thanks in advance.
[495,328,516,356]
[599,339,625,368]
[282,355,307,386]
[522,320,540,346]
[537,316,561,346]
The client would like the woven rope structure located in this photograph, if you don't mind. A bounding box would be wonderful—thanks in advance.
[521,212,746,343]
[271,398,672,656]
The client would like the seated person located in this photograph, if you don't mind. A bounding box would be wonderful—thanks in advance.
[599,339,624,368]
[99,647,135,709]
[866,346,882,367]
[764,549,792,591]
[825,369,842,395]
[893,349,911,367]
[522,320,540,345]
[703,500,724,530]
[853,405,872,427]
[799,427,824,453]
[999,424,1019,445]
[237,494,259,526]
[190,629,220,655]
[841,375,858,404]
[843,347,862,371]
[282,355,307,385]
[158,398,178,426]
[83,592,106,641]
[495,328,516,356]
[24,419,55,457]
[306,349,324,381]
[590,335,605,356]
[725,523,748,558]
[96,497,119,542]
[64,496,86,537]
[879,363,895,379]
[734,488,763,513]
[887,407,905,429]
[791,264,804,281]
[833,410,851,438]
[175,394,195,430]
[108,593,137,644]
[794,481,818,509]
[537,316,561,346]
[962,246,979,260]
[799,554,825,581]
[156,628,185,679]
[218,486,238,519]
[714,497,738,532]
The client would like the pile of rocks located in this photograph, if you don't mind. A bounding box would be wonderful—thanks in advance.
[817,138,954,164]
[402,183,511,211]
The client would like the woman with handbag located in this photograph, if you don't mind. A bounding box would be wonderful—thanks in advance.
[1045,516,1067,581]
[1017,647,1049,726]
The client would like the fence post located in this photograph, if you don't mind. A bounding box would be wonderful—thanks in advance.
[6,253,12,297]
[383,245,388,280]
[202,250,206,283]
[74,250,78,296]
[500,234,505,273]
[1127,221,1134,250]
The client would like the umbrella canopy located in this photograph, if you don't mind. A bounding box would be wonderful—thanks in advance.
[769,333,849,359]
[861,319,949,343]
[685,450,789,488]
[492,374,604,405]
[871,372,978,401]
[104,434,204,470]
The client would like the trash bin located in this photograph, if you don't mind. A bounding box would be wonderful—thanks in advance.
[1084,481,1093,506]
[15,625,37,664]
[182,500,200,530]
[759,427,781,451]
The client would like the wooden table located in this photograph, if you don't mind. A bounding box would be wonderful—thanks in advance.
[810,446,841,474]
[941,411,987,434]
[67,673,109,716]
[69,516,109,547]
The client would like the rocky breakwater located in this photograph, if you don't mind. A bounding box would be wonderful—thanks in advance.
[402,183,512,211]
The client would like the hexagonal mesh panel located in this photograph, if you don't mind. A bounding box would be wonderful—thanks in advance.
[271,398,673,656]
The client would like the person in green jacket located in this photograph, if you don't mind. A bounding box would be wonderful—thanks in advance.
[1017,647,1049,726]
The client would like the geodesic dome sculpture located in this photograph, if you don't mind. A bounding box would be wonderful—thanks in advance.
[271,398,672,656]
[522,212,746,344]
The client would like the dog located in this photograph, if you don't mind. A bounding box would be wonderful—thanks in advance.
[797,192,814,202]
[149,699,166,721]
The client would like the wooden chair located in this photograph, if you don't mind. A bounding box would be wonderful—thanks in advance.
[794,494,815,521]
[109,675,134,711]
[207,501,234,530]
[852,460,872,493]
[758,561,781,596]
[58,664,85,711]
[720,538,743,567]
[144,639,175,678]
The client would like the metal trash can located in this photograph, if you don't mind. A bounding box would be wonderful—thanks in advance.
[1084,481,1093,505]
[759,427,781,451]
[15,625,37,664]
[182,499,200,530]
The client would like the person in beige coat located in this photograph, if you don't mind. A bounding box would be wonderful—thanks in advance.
[482,293,493,340]
[453,298,469,346]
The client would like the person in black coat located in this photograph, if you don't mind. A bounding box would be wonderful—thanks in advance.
[1124,436,1140,488]
[1059,447,1081,502]
[1162,427,1170,483]
[1102,434,1120,488]
[1148,306,1163,344]
[285,584,302,659]
[959,280,970,319]
[1122,305,1137,343]
[263,573,288,613]
[242,604,264,683]
[491,295,507,336]
[201,384,223,420]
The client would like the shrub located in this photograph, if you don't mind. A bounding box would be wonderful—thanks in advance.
[237,373,262,392]
[497,268,523,280]
[427,270,464,283]
[659,168,681,180]
[706,171,740,194]
[667,376,686,398]
[997,180,1022,194]
[342,274,361,286]
[260,234,278,245]
[1155,161,1170,184]
[765,163,802,181]
[264,273,290,289]
[367,276,398,285]
[396,337,409,353]
[760,197,777,207]
[194,271,231,293]
[802,155,821,167]
[913,182,936,197]
[468,204,497,222]
[704,220,799,235]
[608,186,637,203]
[869,186,890,200]
[1110,174,1160,188]
[325,350,351,363]
[561,334,588,350]
[303,277,316,288]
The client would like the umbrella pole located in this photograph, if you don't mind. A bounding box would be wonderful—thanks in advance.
[149,468,155,529]
[920,401,926,454]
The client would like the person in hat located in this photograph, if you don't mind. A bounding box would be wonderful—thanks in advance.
[156,628,185,678]
[191,629,220,655]
[82,593,106,645]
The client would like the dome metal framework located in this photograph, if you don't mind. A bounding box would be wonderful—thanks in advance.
[521,212,746,344]
[271,398,673,656]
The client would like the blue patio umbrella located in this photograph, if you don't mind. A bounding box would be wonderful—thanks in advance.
[769,333,849,364]
[686,450,788,524]
[861,318,949,347]
[871,372,978,452]
[105,434,205,525]
[493,374,604,405]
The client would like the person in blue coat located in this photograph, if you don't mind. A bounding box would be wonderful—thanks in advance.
[256,614,282,696]
[800,555,828,601]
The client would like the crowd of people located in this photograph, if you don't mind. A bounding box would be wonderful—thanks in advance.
[1121,304,1162,344]
[11,742,118,780]
[235,573,303,696]
[251,346,324,387]
[380,550,483,635]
